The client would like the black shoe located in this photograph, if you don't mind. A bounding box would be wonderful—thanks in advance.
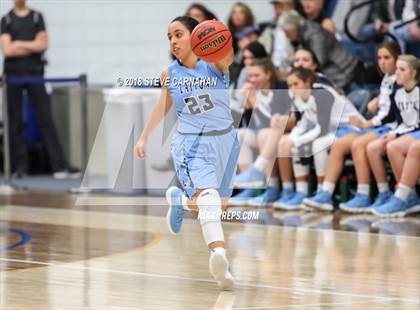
[53,166,82,179]
[12,166,28,179]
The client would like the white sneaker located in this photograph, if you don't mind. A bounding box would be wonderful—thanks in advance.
[209,251,234,291]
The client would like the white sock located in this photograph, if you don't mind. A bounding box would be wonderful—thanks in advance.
[323,181,335,195]
[282,182,293,190]
[377,182,389,193]
[357,184,369,196]
[254,156,268,172]
[212,247,226,255]
[395,183,412,202]
[296,181,308,195]
[182,195,191,211]
[317,183,322,192]
[268,177,279,188]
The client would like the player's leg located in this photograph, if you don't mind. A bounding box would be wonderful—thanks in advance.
[386,134,416,182]
[234,115,294,188]
[366,138,390,196]
[272,135,296,208]
[374,139,420,217]
[229,128,260,205]
[198,131,240,290]
[166,134,200,235]
[312,133,335,190]
[237,128,257,172]
[167,131,237,290]
[340,132,378,213]
[303,133,357,211]
[247,128,280,207]
[275,142,311,210]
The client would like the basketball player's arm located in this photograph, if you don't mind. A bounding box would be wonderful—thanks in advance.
[135,69,173,159]
[0,33,32,57]
[13,31,48,53]
[212,48,234,74]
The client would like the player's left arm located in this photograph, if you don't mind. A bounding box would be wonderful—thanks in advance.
[212,48,234,74]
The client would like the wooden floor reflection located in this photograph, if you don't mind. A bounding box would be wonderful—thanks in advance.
[0,192,419,309]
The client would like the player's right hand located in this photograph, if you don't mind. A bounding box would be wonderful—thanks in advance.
[135,138,147,160]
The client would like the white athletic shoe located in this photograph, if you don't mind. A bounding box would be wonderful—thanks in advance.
[209,251,235,291]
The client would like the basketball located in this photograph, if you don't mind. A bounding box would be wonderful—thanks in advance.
[191,20,232,63]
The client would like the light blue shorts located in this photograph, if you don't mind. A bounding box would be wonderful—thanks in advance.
[409,130,420,140]
[335,126,369,138]
[335,126,391,138]
[171,128,240,199]
[370,126,391,138]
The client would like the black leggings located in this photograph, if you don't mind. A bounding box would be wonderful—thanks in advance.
[5,72,67,171]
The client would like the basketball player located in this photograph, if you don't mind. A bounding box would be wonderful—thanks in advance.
[135,16,238,290]
[303,42,401,212]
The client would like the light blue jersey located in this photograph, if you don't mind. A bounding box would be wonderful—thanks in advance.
[167,59,234,134]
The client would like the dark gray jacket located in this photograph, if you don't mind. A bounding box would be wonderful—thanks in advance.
[299,20,359,89]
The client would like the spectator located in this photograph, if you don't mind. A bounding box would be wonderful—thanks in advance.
[229,43,269,126]
[300,0,336,33]
[292,47,335,86]
[331,0,370,38]
[235,58,287,172]
[259,0,296,31]
[388,0,420,54]
[259,0,294,72]
[278,10,361,90]
[0,0,80,179]
[236,41,269,89]
[185,3,217,23]
[230,25,260,85]
[227,2,256,55]
[332,0,375,65]
[237,26,259,51]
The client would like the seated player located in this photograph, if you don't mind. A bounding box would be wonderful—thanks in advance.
[273,67,363,210]
[229,58,291,206]
[232,47,338,207]
[302,42,401,212]
[367,55,420,216]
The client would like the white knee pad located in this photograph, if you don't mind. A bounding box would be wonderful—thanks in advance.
[291,147,310,177]
[313,134,333,177]
[196,189,224,245]
[197,189,222,225]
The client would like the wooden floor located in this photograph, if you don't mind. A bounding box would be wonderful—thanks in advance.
[0,192,419,309]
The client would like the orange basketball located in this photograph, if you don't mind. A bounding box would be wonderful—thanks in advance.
[191,20,232,63]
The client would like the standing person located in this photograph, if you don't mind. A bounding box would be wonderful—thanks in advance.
[0,0,80,179]
[135,16,238,290]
